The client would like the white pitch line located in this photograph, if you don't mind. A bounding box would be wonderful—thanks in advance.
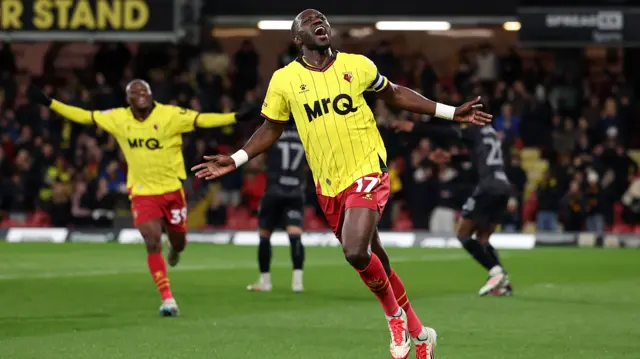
[0,253,471,280]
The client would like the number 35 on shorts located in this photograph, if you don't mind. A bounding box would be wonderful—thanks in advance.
[169,207,187,225]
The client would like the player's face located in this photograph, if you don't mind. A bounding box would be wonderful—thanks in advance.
[296,10,331,50]
[127,82,153,110]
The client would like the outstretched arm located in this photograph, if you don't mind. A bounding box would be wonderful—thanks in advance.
[376,83,492,125]
[192,70,290,180]
[191,119,285,180]
[49,100,94,125]
[194,101,260,129]
[242,120,285,158]
[28,85,121,133]
[29,86,94,125]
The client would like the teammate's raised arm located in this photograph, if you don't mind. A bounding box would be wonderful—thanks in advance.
[28,85,118,132]
[171,102,260,133]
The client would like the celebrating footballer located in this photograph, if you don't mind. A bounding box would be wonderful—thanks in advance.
[192,9,492,359]
[29,80,257,316]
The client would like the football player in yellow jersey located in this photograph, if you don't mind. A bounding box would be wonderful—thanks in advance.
[192,9,492,358]
[29,80,257,317]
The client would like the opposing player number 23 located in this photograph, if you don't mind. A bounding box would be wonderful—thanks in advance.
[170,207,187,225]
[355,176,379,193]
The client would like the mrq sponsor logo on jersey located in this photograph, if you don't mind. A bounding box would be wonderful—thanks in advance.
[127,138,163,150]
[304,94,358,122]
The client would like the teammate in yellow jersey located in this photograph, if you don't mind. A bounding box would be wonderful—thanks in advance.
[29,80,257,317]
[192,9,492,358]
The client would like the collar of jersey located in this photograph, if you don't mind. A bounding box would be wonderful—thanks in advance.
[127,102,158,122]
[296,50,338,72]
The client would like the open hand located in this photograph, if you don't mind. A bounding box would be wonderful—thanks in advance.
[390,120,415,132]
[454,96,492,125]
[191,155,237,180]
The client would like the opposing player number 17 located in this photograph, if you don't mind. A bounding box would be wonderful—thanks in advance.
[170,208,187,225]
[355,176,379,193]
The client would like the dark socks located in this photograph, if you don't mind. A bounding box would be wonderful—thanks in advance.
[484,242,502,267]
[258,236,272,273]
[289,234,305,270]
[459,237,499,270]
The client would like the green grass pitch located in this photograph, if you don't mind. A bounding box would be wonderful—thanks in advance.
[0,243,639,359]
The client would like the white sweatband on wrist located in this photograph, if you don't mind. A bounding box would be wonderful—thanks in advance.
[230,149,249,167]
[435,103,456,120]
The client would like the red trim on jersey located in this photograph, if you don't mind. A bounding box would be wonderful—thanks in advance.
[296,51,338,72]
[261,113,288,124]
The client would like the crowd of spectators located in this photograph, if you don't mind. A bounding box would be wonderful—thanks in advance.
[0,38,639,234]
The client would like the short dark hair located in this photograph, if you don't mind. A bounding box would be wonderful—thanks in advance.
[291,17,300,37]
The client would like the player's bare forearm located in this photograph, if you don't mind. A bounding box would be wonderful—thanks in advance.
[376,83,437,115]
[243,120,285,158]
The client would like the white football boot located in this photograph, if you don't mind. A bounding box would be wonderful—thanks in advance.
[247,273,273,292]
[413,327,437,359]
[478,266,507,296]
[292,269,304,293]
[159,298,179,317]
[387,308,412,359]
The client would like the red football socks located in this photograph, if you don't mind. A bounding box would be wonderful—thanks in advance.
[389,269,424,337]
[357,253,400,317]
[147,253,173,300]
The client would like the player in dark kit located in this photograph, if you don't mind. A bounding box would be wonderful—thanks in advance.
[192,9,492,359]
[392,119,513,296]
[247,120,307,293]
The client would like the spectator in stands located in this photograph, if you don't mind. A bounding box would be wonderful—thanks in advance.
[413,55,437,99]
[379,158,402,230]
[507,153,527,200]
[241,158,266,215]
[50,183,71,227]
[71,180,92,227]
[582,95,601,130]
[90,178,116,228]
[407,138,435,229]
[0,42,17,76]
[562,180,585,231]
[233,40,259,102]
[584,170,605,234]
[207,191,227,227]
[200,39,230,77]
[493,103,520,144]
[278,43,299,69]
[500,47,522,85]
[598,98,620,143]
[475,43,499,93]
[100,160,126,193]
[621,174,640,225]
[430,156,460,233]
[536,171,561,232]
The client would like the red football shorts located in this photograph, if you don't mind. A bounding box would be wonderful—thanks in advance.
[317,173,390,242]
[131,189,187,232]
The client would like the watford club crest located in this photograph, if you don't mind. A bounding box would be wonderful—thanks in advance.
[343,72,353,83]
